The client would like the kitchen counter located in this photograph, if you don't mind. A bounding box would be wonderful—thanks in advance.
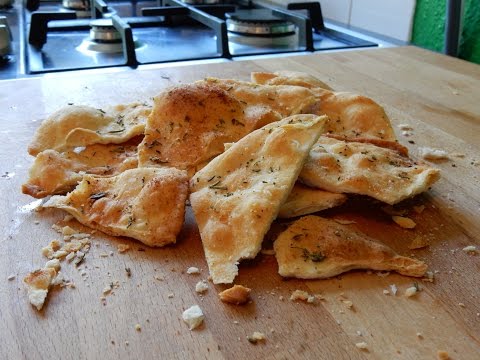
[1,46,479,359]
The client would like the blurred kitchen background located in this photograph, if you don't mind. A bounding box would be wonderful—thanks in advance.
[269,0,480,64]
[1,0,479,79]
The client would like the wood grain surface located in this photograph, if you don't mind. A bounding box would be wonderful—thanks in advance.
[0,46,479,360]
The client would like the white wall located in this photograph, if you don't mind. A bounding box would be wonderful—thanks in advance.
[265,0,416,42]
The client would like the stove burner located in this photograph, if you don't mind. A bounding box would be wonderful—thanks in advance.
[181,0,220,4]
[226,9,295,37]
[77,19,124,53]
[90,19,122,43]
[62,0,91,18]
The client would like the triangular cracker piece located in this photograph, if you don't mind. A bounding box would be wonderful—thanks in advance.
[22,140,140,198]
[190,114,327,284]
[300,136,440,205]
[44,168,188,247]
[251,71,333,90]
[278,183,347,219]
[274,215,427,278]
[250,71,396,141]
[28,102,150,155]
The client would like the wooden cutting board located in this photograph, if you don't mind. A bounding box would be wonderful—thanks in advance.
[1,46,479,360]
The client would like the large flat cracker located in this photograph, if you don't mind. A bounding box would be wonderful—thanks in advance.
[300,136,440,205]
[28,103,150,156]
[274,215,427,278]
[44,168,188,247]
[190,114,327,284]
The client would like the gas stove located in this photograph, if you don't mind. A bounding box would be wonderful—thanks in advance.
[0,0,389,79]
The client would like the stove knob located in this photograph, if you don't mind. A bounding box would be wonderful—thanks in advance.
[0,25,11,56]
[0,0,14,8]
[0,16,11,39]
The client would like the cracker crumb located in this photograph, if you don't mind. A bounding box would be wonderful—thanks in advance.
[279,295,284,301]
[219,285,251,305]
[186,267,200,275]
[182,305,204,330]
[61,226,77,236]
[355,342,368,351]
[383,289,390,295]
[290,290,312,302]
[103,285,112,295]
[398,124,413,131]
[405,285,419,298]
[195,280,209,294]
[390,284,398,296]
[247,332,266,344]
[458,302,465,308]
[45,258,61,271]
[416,332,423,339]
[437,350,450,360]
[413,205,425,214]
[418,147,449,160]
[167,293,174,298]
[342,300,354,309]
[117,244,131,253]
[408,236,430,250]
[462,245,477,254]
[392,216,416,229]
[7,274,16,281]
[154,275,163,281]
[134,324,141,332]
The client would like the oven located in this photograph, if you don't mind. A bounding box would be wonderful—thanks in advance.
[0,0,391,79]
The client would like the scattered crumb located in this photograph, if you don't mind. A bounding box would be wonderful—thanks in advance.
[61,226,77,236]
[458,302,465,308]
[135,324,141,332]
[355,342,368,351]
[383,289,390,295]
[45,258,61,271]
[462,245,477,254]
[405,284,420,298]
[125,267,131,277]
[117,244,131,253]
[341,300,354,309]
[103,285,112,295]
[392,216,416,229]
[398,124,413,131]
[182,305,204,330]
[186,267,200,275]
[41,240,61,259]
[7,274,16,281]
[423,271,435,283]
[437,350,450,360]
[167,293,174,298]
[412,205,425,214]
[219,285,251,305]
[390,284,398,296]
[195,280,209,294]
[247,332,266,344]
[418,147,449,160]
[154,275,163,281]
[416,332,423,339]
[290,290,311,302]
[279,295,284,301]
[408,236,430,250]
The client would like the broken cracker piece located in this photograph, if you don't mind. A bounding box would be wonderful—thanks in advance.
[23,268,57,310]
[219,285,251,305]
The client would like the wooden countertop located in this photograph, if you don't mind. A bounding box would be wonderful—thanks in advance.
[1,46,479,360]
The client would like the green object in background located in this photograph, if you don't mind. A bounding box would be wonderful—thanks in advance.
[411,0,480,64]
